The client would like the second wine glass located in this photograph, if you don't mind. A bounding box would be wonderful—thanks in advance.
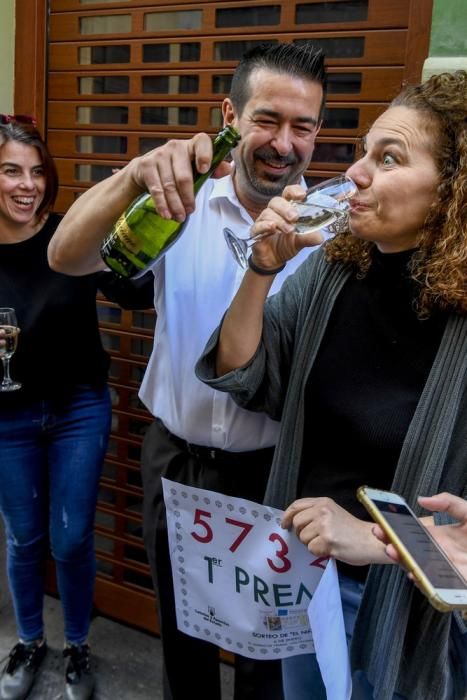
[0,307,22,392]
[224,174,357,269]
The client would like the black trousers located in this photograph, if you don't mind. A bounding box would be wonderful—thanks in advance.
[141,418,284,700]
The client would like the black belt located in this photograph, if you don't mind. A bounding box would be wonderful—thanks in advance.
[156,418,275,464]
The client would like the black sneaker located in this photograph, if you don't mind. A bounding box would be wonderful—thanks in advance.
[63,644,95,700]
[0,640,47,700]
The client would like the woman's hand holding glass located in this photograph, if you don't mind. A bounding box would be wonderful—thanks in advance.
[224,174,357,270]
[0,307,21,392]
[225,186,321,272]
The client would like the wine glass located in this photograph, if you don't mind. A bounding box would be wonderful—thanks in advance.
[0,307,22,392]
[224,174,357,269]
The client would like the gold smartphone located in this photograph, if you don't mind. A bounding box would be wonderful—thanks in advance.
[357,486,467,612]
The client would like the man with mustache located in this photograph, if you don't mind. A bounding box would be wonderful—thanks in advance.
[48,42,327,700]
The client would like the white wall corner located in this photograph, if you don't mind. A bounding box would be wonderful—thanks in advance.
[422,56,467,81]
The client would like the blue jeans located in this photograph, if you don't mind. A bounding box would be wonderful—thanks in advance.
[0,386,111,644]
[282,575,406,700]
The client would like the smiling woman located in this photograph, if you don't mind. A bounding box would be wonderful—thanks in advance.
[196,70,467,700]
[0,120,154,700]
[0,121,57,234]
[0,141,47,233]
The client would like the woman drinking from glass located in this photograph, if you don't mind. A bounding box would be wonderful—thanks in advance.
[196,71,467,700]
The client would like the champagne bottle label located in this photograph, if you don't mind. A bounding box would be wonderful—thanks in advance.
[114,215,142,255]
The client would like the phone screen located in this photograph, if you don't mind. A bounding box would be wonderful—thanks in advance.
[373,499,467,589]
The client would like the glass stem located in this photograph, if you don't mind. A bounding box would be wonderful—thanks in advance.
[1,357,12,386]
[246,231,274,247]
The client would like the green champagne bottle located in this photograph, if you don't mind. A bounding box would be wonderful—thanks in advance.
[100,125,240,278]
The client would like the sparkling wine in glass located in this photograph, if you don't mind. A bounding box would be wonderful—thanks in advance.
[0,307,22,392]
[224,174,357,269]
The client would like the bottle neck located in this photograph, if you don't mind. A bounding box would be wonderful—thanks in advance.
[193,127,240,193]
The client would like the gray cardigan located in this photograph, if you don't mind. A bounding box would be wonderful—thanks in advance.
[196,249,467,700]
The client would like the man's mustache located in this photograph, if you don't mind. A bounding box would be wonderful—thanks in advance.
[253,146,298,166]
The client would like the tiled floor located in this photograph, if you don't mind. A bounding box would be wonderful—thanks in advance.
[0,524,234,699]
[0,594,166,699]
[0,595,235,700]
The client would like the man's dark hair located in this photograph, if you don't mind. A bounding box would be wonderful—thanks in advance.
[230,42,327,120]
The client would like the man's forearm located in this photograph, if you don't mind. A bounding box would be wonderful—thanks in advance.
[48,162,144,275]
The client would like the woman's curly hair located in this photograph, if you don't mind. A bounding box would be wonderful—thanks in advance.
[324,70,467,318]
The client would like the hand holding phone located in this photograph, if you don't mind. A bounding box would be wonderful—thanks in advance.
[357,486,467,612]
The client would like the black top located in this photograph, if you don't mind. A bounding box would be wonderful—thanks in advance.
[300,248,446,577]
[0,213,154,406]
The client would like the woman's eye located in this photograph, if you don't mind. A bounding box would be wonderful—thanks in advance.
[382,153,396,166]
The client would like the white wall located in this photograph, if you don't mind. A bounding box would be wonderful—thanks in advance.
[0,0,15,113]
[0,0,14,614]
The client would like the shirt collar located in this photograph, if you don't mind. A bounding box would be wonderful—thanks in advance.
[209,172,239,205]
[208,171,308,220]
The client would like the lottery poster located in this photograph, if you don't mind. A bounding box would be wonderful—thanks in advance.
[162,477,329,660]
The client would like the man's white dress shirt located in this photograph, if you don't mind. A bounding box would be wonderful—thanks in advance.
[139,174,321,451]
